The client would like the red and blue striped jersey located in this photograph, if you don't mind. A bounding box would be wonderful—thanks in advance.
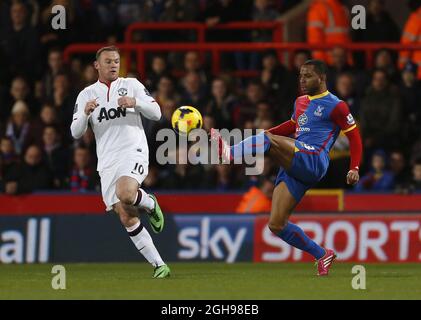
[291,91,356,154]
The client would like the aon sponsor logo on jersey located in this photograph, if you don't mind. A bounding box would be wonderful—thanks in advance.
[97,107,127,122]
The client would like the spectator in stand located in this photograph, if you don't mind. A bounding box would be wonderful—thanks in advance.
[205,77,237,129]
[4,101,32,155]
[334,73,360,117]
[28,104,62,147]
[160,0,200,22]
[153,75,180,107]
[353,0,400,43]
[326,46,355,91]
[399,0,421,79]
[290,50,311,94]
[183,51,208,84]
[0,156,4,193]
[3,144,53,195]
[73,127,97,169]
[41,125,70,189]
[144,99,177,159]
[4,76,39,119]
[233,80,266,127]
[250,0,280,69]
[239,156,276,189]
[254,101,273,129]
[145,55,170,93]
[236,176,274,213]
[352,0,400,68]
[252,0,279,41]
[355,149,394,191]
[374,49,400,84]
[390,150,411,192]
[214,163,239,191]
[160,147,206,189]
[203,114,216,133]
[69,146,99,192]
[399,61,421,140]
[203,0,252,70]
[1,1,41,81]
[179,72,209,112]
[203,0,252,34]
[407,158,421,191]
[259,118,275,130]
[307,0,351,64]
[359,69,402,153]
[260,50,295,120]
[42,48,66,101]
[81,64,97,88]
[410,139,421,166]
[0,136,19,175]
[51,73,77,132]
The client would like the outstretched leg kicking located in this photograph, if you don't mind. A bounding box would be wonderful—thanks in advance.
[211,129,336,275]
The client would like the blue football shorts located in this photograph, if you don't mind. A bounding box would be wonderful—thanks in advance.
[275,140,330,202]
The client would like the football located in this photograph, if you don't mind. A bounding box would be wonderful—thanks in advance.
[171,106,203,135]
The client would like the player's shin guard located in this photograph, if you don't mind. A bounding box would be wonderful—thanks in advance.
[126,221,165,267]
[276,222,325,260]
[230,132,271,161]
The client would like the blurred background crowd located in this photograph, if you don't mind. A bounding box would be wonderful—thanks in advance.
[1,0,421,201]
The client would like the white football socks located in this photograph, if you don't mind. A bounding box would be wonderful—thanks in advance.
[133,188,155,211]
[126,221,164,267]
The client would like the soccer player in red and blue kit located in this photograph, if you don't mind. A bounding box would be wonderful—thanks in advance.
[211,60,362,276]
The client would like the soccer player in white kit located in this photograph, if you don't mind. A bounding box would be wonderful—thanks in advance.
[70,46,170,278]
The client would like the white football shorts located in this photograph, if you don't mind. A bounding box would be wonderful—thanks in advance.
[99,152,149,211]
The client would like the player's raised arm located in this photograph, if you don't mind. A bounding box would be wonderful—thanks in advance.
[119,79,161,121]
[330,101,363,185]
[70,91,97,139]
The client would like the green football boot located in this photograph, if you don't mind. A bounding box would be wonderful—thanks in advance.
[148,194,164,233]
[153,264,171,278]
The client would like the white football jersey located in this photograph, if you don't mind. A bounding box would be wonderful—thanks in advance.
[71,77,161,171]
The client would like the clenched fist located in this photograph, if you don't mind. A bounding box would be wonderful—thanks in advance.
[84,98,99,115]
[346,169,359,186]
[118,96,136,108]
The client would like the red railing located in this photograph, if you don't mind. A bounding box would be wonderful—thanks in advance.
[123,21,283,76]
[63,42,421,79]
[124,21,283,43]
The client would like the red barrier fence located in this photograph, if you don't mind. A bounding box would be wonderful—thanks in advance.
[124,21,283,44]
[1,192,421,215]
[63,42,421,79]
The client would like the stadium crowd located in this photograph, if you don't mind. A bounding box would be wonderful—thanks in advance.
[1,0,421,198]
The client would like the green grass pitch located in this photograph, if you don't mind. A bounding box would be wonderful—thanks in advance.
[1,262,420,300]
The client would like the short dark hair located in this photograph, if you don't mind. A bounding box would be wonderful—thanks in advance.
[303,59,327,76]
[96,46,120,60]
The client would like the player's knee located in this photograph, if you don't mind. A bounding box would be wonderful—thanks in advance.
[115,185,137,205]
[268,218,288,234]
